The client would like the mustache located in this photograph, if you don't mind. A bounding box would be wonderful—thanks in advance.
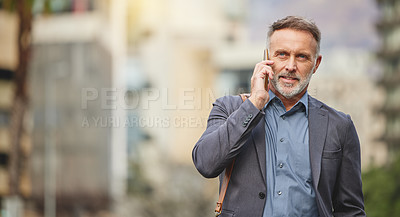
[275,72,300,80]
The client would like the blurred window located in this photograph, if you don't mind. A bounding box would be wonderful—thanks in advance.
[0,110,9,126]
[219,68,252,94]
[0,69,13,80]
[32,0,94,14]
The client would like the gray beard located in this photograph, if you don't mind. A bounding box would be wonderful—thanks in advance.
[271,70,313,99]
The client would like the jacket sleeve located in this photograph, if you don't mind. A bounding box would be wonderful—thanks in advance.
[192,95,264,178]
[332,115,366,216]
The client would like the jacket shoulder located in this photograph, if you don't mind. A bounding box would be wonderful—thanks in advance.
[308,95,351,121]
[213,95,244,112]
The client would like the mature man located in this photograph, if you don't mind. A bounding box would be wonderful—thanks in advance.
[192,16,366,217]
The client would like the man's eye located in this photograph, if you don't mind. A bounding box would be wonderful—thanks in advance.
[298,54,307,59]
[278,52,286,57]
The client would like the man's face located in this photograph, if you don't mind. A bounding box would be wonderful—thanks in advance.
[269,29,322,99]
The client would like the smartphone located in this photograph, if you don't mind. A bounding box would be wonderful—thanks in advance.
[263,49,269,90]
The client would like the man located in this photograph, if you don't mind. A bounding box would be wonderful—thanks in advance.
[192,16,366,217]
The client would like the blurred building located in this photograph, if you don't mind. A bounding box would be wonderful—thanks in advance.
[0,9,16,199]
[120,0,241,216]
[0,9,33,215]
[0,69,13,196]
[376,0,400,156]
[0,0,128,216]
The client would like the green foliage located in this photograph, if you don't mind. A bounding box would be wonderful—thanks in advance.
[127,161,153,195]
[0,0,16,11]
[0,0,48,13]
[363,154,400,217]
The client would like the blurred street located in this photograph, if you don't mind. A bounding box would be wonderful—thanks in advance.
[0,0,399,216]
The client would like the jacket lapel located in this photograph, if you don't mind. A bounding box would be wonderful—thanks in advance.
[308,96,328,190]
[251,118,266,183]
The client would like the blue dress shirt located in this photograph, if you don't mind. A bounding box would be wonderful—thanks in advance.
[262,90,319,217]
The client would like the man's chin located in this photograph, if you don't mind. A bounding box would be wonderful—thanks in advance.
[272,80,306,98]
[278,85,294,93]
[277,86,302,99]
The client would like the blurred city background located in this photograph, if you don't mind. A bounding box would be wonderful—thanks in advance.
[0,0,399,216]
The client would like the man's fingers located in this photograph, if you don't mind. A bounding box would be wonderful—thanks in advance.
[268,69,274,80]
[254,60,274,71]
[251,60,274,93]
[260,60,274,65]
[256,65,273,79]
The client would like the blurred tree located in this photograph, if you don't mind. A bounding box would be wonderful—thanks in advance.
[362,0,400,216]
[375,0,400,154]
[363,153,400,217]
[2,0,50,197]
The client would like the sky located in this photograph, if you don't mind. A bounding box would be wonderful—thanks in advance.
[248,0,380,51]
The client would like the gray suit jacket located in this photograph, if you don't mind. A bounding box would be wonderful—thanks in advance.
[192,95,366,217]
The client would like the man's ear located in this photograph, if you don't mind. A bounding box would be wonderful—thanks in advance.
[313,55,322,74]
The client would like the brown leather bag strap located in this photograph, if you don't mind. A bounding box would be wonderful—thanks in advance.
[215,94,249,216]
[215,160,235,216]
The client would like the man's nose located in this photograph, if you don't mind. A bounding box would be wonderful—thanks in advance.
[285,56,297,72]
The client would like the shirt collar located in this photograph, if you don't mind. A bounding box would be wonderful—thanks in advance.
[298,91,309,117]
[264,90,309,117]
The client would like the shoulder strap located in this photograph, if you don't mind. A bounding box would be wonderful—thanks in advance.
[215,94,249,216]
[240,93,250,101]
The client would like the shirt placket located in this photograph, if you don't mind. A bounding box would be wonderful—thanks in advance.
[272,105,288,216]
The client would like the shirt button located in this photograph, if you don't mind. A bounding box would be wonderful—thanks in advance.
[278,191,282,196]
[259,192,265,199]
[282,116,286,120]
[279,163,283,168]
[280,138,284,142]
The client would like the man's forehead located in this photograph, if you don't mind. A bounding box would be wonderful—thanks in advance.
[270,29,315,42]
[269,29,318,53]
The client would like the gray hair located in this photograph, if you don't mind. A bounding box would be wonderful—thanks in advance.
[267,16,321,55]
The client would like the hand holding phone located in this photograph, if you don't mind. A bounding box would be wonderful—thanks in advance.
[248,49,272,110]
